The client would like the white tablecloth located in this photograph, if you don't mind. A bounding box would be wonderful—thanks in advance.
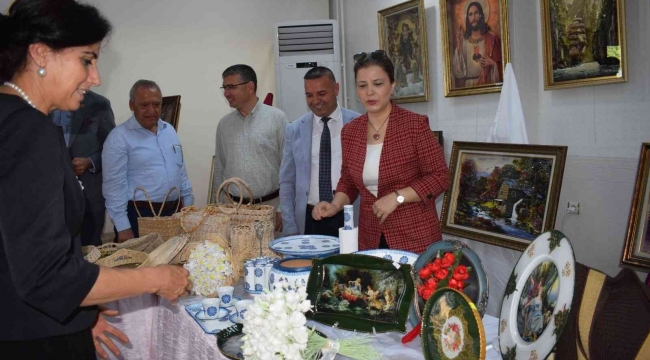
[103,290,502,360]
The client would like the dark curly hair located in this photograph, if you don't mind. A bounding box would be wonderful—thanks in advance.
[0,0,112,81]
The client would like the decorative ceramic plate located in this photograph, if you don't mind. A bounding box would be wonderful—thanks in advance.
[229,313,243,324]
[269,235,340,258]
[185,303,234,334]
[498,230,575,360]
[306,254,414,333]
[354,249,419,265]
[421,288,486,360]
[410,240,489,326]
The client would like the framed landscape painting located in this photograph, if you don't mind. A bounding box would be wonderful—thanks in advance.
[440,142,568,251]
[621,143,650,271]
[541,0,627,90]
[378,0,430,103]
[161,95,181,130]
[439,0,510,97]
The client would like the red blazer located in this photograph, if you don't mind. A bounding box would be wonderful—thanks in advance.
[336,104,449,253]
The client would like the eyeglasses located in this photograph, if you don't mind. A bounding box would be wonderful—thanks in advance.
[353,50,387,64]
[220,81,250,92]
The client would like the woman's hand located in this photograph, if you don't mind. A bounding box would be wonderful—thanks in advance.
[372,193,400,224]
[92,307,129,360]
[154,265,192,303]
[312,202,339,220]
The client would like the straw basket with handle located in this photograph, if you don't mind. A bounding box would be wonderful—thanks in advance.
[179,206,230,242]
[134,186,182,240]
[214,178,274,225]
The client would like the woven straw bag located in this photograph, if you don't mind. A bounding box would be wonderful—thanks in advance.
[134,186,182,240]
[179,206,230,242]
[82,246,101,263]
[214,178,274,225]
[95,249,149,268]
[230,220,276,276]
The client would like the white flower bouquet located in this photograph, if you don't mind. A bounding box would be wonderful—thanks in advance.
[183,240,234,296]
[241,285,381,360]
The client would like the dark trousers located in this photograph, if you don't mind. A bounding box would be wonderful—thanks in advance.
[0,328,95,360]
[113,201,178,241]
[79,201,105,247]
[304,205,344,237]
[378,233,389,249]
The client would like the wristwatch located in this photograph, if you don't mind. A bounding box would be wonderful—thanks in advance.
[395,191,405,205]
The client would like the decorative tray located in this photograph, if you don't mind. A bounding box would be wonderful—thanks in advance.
[269,235,339,258]
[185,302,234,334]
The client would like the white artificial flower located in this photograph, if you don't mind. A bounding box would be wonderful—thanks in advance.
[183,240,233,296]
[288,311,306,328]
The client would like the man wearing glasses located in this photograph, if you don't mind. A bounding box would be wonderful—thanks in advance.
[211,64,289,233]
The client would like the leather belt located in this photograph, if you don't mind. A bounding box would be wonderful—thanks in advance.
[229,189,280,205]
[130,200,179,211]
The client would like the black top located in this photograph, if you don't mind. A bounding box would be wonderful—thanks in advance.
[0,94,99,341]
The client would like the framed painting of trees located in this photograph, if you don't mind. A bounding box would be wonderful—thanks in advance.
[440,142,568,251]
[541,0,627,90]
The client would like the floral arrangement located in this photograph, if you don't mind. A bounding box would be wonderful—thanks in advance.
[417,250,471,301]
[241,285,381,360]
[183,240,233,296]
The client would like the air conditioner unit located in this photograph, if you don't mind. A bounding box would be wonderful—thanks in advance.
[274,20,341,122]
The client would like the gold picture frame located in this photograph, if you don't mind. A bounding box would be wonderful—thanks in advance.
[378,0,430,103]
[541,0,628,90]
[207,155,215,204]
[621,143,650,271]
[161,95,181,130]
[440,142,567,251]
[439,0,510,97]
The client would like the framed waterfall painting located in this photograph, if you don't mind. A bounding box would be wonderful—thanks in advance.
[541,0,627,90]
[440,142,568,251]
[621,143,650,271]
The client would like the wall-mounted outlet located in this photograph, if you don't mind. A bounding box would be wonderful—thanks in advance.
[566,201,580,215]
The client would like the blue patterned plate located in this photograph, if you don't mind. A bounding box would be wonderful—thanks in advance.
[410,240,489,327]
[269,235,339,258]
[354,249,419,265]
[185,302,234,334]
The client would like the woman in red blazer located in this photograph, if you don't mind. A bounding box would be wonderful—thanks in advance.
[313,50,449,253]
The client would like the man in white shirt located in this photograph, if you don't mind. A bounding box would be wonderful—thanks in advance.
[279,67,360,236]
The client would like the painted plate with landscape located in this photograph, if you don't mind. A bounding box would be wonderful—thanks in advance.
[421,288,485,360]
[498,230,575,360]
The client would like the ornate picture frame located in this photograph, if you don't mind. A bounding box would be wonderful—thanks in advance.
[440,142,568,251]
[161,95,181,130]
[306,254,414,333]
[621,143,650,271]
[378,0,430,103]
[541,0,627,90]
[439,0,510,97]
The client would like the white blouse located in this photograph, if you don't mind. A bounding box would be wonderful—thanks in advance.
[363,143,383,197]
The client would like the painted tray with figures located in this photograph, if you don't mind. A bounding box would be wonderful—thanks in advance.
[421,287,486,360]
[269,235,339,258]
[498,230,576,360]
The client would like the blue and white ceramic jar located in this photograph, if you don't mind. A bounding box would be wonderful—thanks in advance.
[268,258,313,291]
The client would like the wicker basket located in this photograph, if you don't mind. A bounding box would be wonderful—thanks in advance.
[215,178,274,225]
[95,249,149,268]
[134,187,182,240]
[179,206,230,242]
[139,234,189,268]
[230,220,275,276]
[97,243,119,257]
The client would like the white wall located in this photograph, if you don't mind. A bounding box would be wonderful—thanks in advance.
[337,0,650,314]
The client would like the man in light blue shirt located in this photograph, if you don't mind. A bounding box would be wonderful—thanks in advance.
[103,80,194,242]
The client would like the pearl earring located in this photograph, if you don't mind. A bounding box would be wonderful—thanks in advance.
[37,67,46,77]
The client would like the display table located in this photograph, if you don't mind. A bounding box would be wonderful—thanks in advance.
[103,279,502,360]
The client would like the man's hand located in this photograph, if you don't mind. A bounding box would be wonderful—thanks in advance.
[479,55,496,68]
[312,202,339,220]
[456,25,464,52]
[72,157,92,176]
[275,212,283,232]
[117,229,135,243]
[153,265,191,303]
[92,308,129,360]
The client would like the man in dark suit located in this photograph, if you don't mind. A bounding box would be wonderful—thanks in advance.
[51,91,115,246]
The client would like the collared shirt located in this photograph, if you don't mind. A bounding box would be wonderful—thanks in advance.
[308,104,343,206]
[102,116,194,231]
[212,99,288,200]
[51,110,72,147]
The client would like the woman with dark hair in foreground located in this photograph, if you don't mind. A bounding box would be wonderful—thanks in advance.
[0,1,191,358]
